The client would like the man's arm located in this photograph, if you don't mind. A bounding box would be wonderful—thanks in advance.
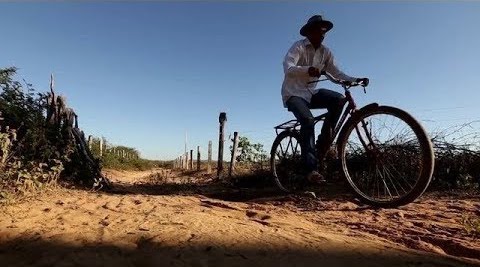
[283,43,309,77]
[324,49,357,83]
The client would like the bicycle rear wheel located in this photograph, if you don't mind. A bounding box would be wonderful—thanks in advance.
[270,130,304,193]
[338,106,434,208]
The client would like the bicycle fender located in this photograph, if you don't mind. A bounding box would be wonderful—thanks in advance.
[353,103,380,117]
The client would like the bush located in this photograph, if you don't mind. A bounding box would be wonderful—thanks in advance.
[0,67,105,198]
[101,153,166,171]
[430,122,480,190]
[0,113,64,201]
[230,136,268,171]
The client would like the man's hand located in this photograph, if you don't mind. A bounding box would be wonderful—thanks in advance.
[356,78,370,87]
[308,67,321,78]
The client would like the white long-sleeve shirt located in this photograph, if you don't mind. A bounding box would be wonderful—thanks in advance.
[281,38,357,107]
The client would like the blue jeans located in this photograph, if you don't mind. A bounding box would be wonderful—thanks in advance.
[286,89,346,173]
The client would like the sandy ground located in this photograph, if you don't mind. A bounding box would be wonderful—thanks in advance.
[0,168,478,267]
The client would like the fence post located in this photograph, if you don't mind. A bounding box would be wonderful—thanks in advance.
[184,152,188,169]
[185,153,188,170]
[99,138,103,157]
[197,146,201,171]
[183,152,188,170]
[229,132,239,178]
[217,112,227,179]
[88,135,93,150]
[207,140,212,174]
[190,149,194,170]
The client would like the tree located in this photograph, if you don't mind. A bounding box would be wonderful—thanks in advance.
[230,136,267,164]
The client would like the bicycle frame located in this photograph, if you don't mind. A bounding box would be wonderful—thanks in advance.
[275,82,356,133]
[274,73,375,150]
[331,88,356,141]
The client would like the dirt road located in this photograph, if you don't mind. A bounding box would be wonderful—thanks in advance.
[0,169,478,267]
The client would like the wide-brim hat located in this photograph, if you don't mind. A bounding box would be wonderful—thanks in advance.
[300,15,333,36]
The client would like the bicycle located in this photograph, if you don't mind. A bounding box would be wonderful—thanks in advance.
[270,72,434,208]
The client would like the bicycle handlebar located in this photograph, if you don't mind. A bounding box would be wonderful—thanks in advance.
[307,71,367,91]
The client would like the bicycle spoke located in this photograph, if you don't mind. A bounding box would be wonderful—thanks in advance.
[278,142,286,158]
[383,164,408,195]
[385,160,415,191]
[382,164,399,198]
[382,150,417,189]
[382,168,393,198]
[286,137,293,156]
[293,141,299,156]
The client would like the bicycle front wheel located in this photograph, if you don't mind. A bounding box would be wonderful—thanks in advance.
[338,105,434,208]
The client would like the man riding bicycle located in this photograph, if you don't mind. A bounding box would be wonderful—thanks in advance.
[281,15,369,184]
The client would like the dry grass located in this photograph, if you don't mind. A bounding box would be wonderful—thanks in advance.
[462,214,480,239]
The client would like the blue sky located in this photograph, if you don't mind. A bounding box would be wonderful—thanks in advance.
[2,2,479,160]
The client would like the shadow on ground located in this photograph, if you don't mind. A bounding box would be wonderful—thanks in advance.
[0,235,475,267]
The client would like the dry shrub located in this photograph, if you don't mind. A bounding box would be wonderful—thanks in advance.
[462,214,480,239]
[0,122,64,203]
[430,122,480,190]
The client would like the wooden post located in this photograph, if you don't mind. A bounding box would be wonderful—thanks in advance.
[99,138,103,157]
[217,112,227,179]
[184,153,187,169]
[197,146,201,171]
[190,149,194,170]
[184,152,188,169]
[88,135,93,150]
[229,132,239,178]
[207,141,212,174]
